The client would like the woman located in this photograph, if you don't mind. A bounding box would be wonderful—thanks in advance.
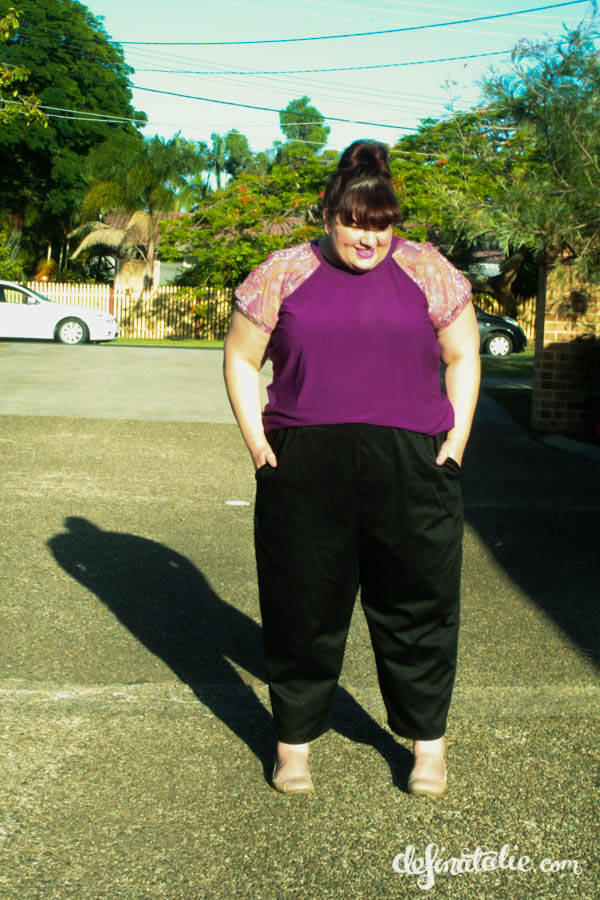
[223,140,480,796]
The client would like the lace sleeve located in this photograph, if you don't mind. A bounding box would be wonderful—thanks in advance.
[235,243,319,334]
[393,240,472,331]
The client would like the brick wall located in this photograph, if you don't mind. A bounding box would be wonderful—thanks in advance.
[532,263,600,436]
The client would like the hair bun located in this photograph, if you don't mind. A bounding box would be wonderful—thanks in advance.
[322,138,400,229]
[337,140,392,180]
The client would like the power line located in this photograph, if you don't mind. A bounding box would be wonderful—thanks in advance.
[127,68,473,119]
[0,98,505,156]
[204,0,583,29]
[132,48,511,75]
[0,98,140,124]
[0,96,455,155]
[131,85,422,130]
[5,100,143,123]
[116,2,588,45]
[2,28,481,123]
[131,83,534,132]
[120,41,487,110]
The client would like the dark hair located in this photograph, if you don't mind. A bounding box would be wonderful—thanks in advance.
[323,140,401,230]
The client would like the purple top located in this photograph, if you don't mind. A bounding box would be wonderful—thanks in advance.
[235,236,472,435]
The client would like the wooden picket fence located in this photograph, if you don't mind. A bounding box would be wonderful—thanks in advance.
[27,282,235,340]
[27,281,538,344]
[474,293,537,342]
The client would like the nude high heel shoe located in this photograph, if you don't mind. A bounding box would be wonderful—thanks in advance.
[272,747,314,794]
[407,760,447,797]
[407,738,447,797]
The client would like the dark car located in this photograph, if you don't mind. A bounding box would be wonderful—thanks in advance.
[475,305,527,357]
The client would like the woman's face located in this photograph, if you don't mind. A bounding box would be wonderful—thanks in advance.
[324,214,393,272]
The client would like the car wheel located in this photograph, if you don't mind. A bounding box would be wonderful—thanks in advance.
[485,333,513,357]
[56,318,88,345]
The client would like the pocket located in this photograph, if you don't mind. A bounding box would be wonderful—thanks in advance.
[431,432,461,477]
[429,447,462,519]
[442,456,461,476]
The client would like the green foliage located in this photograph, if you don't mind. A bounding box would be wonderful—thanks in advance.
[435,23,600,280]
[0,224,25,280]
[80,133,191,219]
[209,132,226,190]
[279,96,330,151]
[160,152,337,287]
[0,0,145,270]
[0,3,16,36]
[0,7,45,126]
[390,117,497,247]
[224,129,253,179]
[176,141,212,211]
[71,133,196,285]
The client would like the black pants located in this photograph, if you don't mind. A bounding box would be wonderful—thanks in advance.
[254,424,463,743]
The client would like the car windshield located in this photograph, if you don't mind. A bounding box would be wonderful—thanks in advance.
[26,288,53,302]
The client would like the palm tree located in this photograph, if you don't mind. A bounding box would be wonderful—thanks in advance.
[70,210,162,287]
[175,141,212,211]
[209,133,226,190]
[71,133,192,287]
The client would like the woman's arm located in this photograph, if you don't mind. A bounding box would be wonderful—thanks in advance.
[435,303,481,467]
[223,309,277,469]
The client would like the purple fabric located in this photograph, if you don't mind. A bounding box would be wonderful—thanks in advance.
[262,237,455,435]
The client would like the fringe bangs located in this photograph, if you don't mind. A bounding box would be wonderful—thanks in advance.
[330,180,401,230]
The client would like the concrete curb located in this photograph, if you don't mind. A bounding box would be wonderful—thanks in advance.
[541,434,600,462]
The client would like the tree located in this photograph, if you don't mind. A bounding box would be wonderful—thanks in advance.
[0,7,46,277]
[436,23,600,284]
[176,141,212,210]
[0,7,44,126]
[0,0,145,273]
[224,129,253,179]
[209,132,226,190]
[70,133,194,286]
[389,115,539,306]
[159,149,338,287]
[279,96,330,151]
[390,117,486,246]
[0,224,25,280]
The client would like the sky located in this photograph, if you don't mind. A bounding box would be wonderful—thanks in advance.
[84,0,595,154]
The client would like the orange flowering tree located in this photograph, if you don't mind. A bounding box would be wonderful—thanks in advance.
[159,146,337,287]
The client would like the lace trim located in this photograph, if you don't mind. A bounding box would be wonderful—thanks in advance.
[235,243,318,333]
[392,239,472,330]
[235,238,471,333]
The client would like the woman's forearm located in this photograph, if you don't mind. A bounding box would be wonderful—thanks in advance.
[223,355,269,461]
[435,303,481,466]
[441,352,481,464]
[223,310,276,469]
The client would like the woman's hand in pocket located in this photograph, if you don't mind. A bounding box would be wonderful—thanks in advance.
[252,443,278,471]
[435,435,465,467]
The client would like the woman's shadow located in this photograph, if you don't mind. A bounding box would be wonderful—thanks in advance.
[48,517,411,786]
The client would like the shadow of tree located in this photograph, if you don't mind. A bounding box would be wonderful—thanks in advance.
[48,517,410,784]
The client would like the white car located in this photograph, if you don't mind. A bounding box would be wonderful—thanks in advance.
[0,281,119,344]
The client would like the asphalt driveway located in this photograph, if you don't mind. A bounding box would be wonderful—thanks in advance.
[1,341,598,899]
[0,342,249,422]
